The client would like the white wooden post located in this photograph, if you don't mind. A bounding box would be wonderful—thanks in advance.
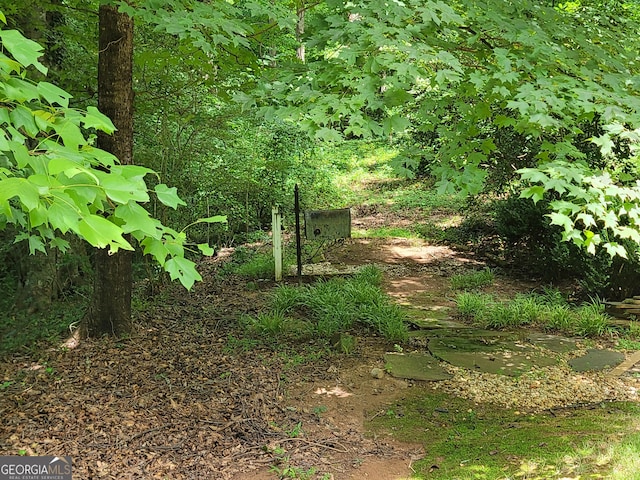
[272,206,283,281]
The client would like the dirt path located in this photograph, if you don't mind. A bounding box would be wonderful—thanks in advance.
[227,236,554,479]
[2,225,639,479]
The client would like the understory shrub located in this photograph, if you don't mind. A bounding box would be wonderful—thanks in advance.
[493,195,640,300]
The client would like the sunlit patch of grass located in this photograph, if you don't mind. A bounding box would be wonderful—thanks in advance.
[352,226,419,239]
[390,187,465,214]
[617,338,640,350]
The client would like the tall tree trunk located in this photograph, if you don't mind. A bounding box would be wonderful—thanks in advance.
[83,5,134,337]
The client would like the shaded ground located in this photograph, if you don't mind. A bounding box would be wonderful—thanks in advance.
[2,207,640,479]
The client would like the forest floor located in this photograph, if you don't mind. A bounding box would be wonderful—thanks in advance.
[2,199,640,479]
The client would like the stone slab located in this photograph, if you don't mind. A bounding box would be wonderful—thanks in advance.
[384,352,452,381]
[569,349,625,372]
[525,333,579,354]
[408,317,473,330]
[429,336,558,376]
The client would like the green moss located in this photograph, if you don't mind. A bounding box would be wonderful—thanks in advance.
[367,391,640,479]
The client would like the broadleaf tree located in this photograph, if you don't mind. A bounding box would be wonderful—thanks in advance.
[250,0,640,258]
[0,14,225,321]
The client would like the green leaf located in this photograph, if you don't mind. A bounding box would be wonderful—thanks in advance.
[114,202,162,239]
[83,106,116,133]
[10,105,39,136]
[590,134,614,156]
[76,214,133,252]
[28,235,46,255]
[29,204,47,227]
[382,115,410,135]
[96,170,149,204]
[518,168,549,184]
[141,237,170,266]
[520,186,544,204]
[116,164,155,182]
[604,242,627,259]
[0,177,40,210]
[314,128,343,142]
[197,243,214,256]
[164,256,202,290]
[0,29,47,74]
[47,192,82,233]
[49,237,70,252]
[48,157,98,182]
[37,81,71,108]
[383,88,413,107]
[54,120,86,150]
[198,215,227,224]
[155,184,186,209]
[548,212,574,232]
[576,213,596,228]
[616,226,640,243]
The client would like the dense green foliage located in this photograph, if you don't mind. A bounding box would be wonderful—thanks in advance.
[3,0,640,306]
[252,0,640,260]
[0,14,230,289]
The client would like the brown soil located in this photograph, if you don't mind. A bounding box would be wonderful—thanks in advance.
[0,208,637,479]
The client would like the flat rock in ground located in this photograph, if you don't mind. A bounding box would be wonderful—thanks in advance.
[383,352,452,381]
[569,349,625,372]
[526,333,579,354]
[408,317,472,330]
[416,328,520,340]
[429,336,558,376]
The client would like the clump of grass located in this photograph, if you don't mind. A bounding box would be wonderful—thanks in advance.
[455,292,494,321]
[244,311,291,336]
[270,285,307,312]
[222,246,294,280]
[455,290,615,338]
[617,338,640,350]
[450,268,494,290]
[544,304,574,332]
[353,264,384,286]
[484,303,524,329]
[540,286,568,306]
[251,265,408,343]
[233,252,276,278]
[511,294,547,324]
[414,222,447,242]
[626,321,640,340]
[575,300,612,337]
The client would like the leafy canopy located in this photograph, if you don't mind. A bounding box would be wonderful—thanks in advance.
[0,14,224,289]
[252,0,640,257]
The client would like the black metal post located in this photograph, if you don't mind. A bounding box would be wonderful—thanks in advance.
[294,184,302,282]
